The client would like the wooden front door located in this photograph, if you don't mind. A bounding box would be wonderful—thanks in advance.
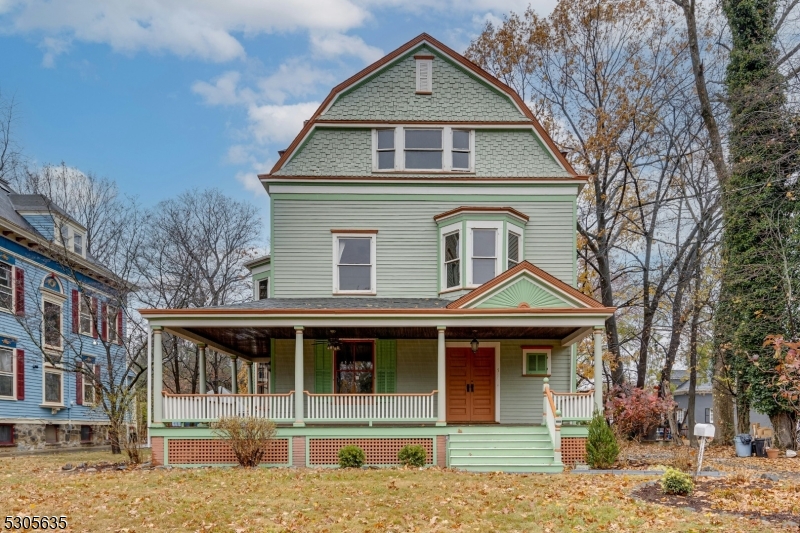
[445,347,496,422]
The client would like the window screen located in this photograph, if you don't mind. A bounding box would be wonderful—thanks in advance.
[45,371,61,404]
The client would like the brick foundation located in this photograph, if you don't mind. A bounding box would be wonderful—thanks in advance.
[436,435,447,467]
[292,436,306,467]
[562,437,587,466]
[151,437,164,466]
[308,438,434,466]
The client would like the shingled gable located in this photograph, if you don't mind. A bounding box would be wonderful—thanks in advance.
[265,33,579,177]
[446,261,608,311]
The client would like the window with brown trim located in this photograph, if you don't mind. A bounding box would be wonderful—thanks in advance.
[334,341,374,394]
[45,424,58,444]
[80,425,92,443]
[0,424,13,446]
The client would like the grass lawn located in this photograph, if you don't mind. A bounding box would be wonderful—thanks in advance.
[0,450,793,532]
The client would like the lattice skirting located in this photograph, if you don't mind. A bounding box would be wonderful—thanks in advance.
[308,438,434,466]
[561,437,587,466]
[167,438,290,465]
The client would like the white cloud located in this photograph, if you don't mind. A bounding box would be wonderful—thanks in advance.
[257,61,336,105]
[1,0,369,64]
[192,71,249,106]
[235,170,268,197]
[247,101,319,144]
[309,32,383,64]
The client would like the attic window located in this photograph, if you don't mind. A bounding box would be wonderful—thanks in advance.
[415,55,433,94]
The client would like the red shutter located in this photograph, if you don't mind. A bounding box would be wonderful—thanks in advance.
[116,310,123,345]
[75,362,83,406]
[71,290,79,334]
[13,268,24,316]
[91,297,98,339]
[15,349,24,400]
[100,303,107,341]
[94,364,101,403]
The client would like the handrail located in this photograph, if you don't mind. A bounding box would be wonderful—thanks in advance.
[550,392,593,397]
[304,390,438,422]
[163,391,295,397]
[304,391,437,397]
[551,390,594,420]
[162,391,295,422]
[542,379,563,466]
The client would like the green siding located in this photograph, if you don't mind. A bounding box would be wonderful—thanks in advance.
[396,340,438,393]
[276,128,567,178]
[375,339,397,393]
[498,340,570,424]
[322,46,528,122]
[475,276,575,309]
[272,198,574,298]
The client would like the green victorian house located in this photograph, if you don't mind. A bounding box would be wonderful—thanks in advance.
[141,34,614,472]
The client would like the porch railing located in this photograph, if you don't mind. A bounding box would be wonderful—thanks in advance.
[543,379,562,465]
[162,392,295,423]
[552,391,594,421]
[304,391,438,423]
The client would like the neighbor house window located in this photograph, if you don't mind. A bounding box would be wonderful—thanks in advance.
[0,262,12,312]
[374,127,474,172]
[376,129,395,170]
[107,305,119,343]
[452,130,471,170]
[258,279,269,300]
[405,129,443,170]
[45,424,58,444]
[79,295,92,336]
[704,408,712,424]
[80,425,92,443]
[443,230,460,289]
[43,368,63,405]
[508,230,521,270]
[44,300,63,349]
[83,362,95,405]
[0,347,13,399]
[522,346,552,376]
[59,224,70,246]
[335,341,374,394]
[73,233,83,255]
[0,424,13,445]
[332,233,376,294]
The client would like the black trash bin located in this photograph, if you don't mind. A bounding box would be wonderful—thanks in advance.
[754,438,768,457]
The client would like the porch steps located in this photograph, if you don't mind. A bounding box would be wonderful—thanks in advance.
[447,426,562,473]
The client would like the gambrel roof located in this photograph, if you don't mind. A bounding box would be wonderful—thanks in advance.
[265,33,581,180]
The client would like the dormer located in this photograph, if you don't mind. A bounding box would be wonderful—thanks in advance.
[7,194,87,258]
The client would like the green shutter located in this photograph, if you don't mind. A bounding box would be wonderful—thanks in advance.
[375,339,397,393]
[269,338,276,393]
[314,343,333,393]
[526,352,549,375]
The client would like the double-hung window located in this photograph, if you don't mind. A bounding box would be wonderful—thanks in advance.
[107,305,119,343]
[43,366,63,405]
[467,221,502,286]
[79,295,92,336]
[0,347,13,398]
[443,229,460,289]
[508,230,522,270]
[257,279,269,300]
[73,233,83,255]
[44,300,63,350]
[0,262,12,312]
[333,233,376,294]
[373,127,473,172]
[376,129,396,170]
[83,362,95,405]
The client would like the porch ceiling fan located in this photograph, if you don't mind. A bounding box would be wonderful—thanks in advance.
[312,329,342,352]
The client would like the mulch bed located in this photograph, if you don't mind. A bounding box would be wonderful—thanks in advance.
[60,461,159,473]
[633,479,800,526]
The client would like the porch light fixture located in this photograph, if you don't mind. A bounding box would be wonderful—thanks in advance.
[326,330,342,352]
[470,330,479,354]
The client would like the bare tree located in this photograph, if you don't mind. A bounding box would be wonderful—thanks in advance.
[0,90,24,184]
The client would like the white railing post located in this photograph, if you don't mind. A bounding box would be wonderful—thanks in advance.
[542,378,563,466]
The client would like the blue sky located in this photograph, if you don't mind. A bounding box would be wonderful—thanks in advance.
[0,0,556,244]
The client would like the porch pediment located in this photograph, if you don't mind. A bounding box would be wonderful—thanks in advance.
[447,261,603,310]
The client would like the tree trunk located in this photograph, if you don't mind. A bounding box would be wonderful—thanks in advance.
[688,258,702,447]
[712,349,736,444]
[769,411,797,450]
[736,391,751,434]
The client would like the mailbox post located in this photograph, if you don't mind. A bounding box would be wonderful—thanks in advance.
[694,423,715,476]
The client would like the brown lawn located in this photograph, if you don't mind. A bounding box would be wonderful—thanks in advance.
[0,449,796,532]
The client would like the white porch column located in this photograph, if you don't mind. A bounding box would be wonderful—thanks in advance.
[245,360,254,393]
[230,355,238,394]
[593,327,604,413]
[152,327,163,425]
[197,343,207,394]
[294,327,305,426]
[436,326,446,426]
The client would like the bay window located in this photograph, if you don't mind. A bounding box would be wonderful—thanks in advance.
[332,232,376,294]
[467,221,502,287]
[508,230,521,270]
[373,127,473,172]
[444,229,460,289]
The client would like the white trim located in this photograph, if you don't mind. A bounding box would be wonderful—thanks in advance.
[562,326,592,347]
[445,341,501,423]
[439,222,461,291]
[415,58,432,93]
[371,126,475,173]
[255,278,270,300]
[464,269,586,310]
[266,183,581,196]
[507,227,523,270]
[522,346,552,376]
[79,293,93,336]
[0,345,14,400]
[332,233,377,295]
[466,221,502,288]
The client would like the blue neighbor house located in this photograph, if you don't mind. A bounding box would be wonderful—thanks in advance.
[0,179,129,451]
